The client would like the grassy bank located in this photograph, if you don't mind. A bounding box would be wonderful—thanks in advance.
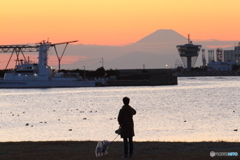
[0,141,239,160]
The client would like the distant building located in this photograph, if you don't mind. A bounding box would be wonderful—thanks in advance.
[207,61,236,71]
[176,35,202,71]
[224,43,240,64]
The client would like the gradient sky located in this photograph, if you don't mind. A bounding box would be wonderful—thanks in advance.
[1,0,240,46]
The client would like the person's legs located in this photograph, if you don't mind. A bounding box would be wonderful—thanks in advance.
[123,138,128,157]
[129,137,133,157]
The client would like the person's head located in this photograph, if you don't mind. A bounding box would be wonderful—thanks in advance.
[123,97,130,105]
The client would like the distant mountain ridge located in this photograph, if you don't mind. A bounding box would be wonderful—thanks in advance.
[106,51,178,69]
[53,29,240,70]
[135,29,187,44]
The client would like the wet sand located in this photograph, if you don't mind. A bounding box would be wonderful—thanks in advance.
[0,141,239,160]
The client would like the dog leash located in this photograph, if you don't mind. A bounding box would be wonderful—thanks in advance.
[110,134,119,143]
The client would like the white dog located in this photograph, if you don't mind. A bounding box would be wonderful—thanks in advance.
[95,140,110,157]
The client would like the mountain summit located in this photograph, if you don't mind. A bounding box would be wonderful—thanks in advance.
[135,29,187,44]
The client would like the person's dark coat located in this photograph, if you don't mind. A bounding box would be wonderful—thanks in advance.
[117,105,136,138]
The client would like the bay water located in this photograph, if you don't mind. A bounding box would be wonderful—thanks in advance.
[1,77,239,142]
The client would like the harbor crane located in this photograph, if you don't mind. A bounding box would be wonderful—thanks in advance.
[0,40,78,70]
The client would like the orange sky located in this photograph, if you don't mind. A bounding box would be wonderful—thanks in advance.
[1,0,240,46]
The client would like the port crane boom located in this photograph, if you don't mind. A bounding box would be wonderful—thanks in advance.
[0,40,78,70]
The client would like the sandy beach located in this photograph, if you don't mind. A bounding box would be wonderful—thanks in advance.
[0,141,239,160]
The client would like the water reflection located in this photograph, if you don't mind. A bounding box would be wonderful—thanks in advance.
[0,77,240,142]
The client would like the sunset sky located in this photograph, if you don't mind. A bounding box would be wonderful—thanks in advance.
[1,0,240,46]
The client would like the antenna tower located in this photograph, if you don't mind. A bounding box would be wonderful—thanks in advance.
[202,49,206,66]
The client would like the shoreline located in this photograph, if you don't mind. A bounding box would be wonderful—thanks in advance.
[1,141,239,160]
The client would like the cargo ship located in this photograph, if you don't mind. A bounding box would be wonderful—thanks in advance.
[0,41,105,88]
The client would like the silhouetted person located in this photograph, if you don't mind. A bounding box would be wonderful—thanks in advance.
[118,97,136,158]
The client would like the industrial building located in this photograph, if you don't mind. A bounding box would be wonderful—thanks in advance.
[207,61,236,71]
[206,43,240,71]
[224,43,240,64]
[177,39,240,72]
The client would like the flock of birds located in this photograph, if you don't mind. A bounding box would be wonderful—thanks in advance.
[182,109,238,132]
[1,100,238,134]
[1,105,117,132]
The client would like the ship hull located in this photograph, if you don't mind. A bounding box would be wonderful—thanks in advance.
[0,80,96,88]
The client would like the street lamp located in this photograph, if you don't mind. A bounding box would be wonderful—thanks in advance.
[99,58,104,68]
[83,66,85,79]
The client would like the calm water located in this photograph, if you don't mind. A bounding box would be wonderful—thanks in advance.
[1,77,240,142]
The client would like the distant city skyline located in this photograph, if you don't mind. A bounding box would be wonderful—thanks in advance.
[1,0,240,46]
